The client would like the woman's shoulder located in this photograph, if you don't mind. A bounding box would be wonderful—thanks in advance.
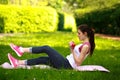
[79,42,90,52]
[76,42,90,47]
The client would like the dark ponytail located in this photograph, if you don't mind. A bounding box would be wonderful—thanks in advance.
[78,24,95,56]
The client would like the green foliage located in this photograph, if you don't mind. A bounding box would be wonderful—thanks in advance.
[74,0,120,36]
[47,0,63,10]
[0,0,64,8]
[0,0,8,4]
[57,13,64,31]
[64,13,77,32]
[0,5,58,33]
[58,12,77,32]
[0,0,120,35]
[75,3,120,36]
[79,0,119,8]
[0,17,4,33]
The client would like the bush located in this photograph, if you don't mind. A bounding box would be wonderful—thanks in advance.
[75,3,120,36]
[64,13,77,32]
[0,5,58,33]
[0,0,8,4]
[58,12,77,32]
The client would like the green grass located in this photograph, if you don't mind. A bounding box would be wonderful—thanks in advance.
[0,32,120,80]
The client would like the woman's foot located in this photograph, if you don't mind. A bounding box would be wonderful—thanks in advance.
[10,43,24,57]
[8,53,18,68]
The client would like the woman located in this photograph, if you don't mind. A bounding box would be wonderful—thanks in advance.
[8,24,95,69]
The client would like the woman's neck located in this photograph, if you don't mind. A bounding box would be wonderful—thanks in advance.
[83,38,89,43]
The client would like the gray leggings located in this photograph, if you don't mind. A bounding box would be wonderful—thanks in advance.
[26,45,72,69]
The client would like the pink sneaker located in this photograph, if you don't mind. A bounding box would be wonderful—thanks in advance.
[10,43,23,57]
[8,53,18,68]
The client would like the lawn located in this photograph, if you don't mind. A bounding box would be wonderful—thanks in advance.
[0,32,120,80]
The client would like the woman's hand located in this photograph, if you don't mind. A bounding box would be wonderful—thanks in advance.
[69,41,75,53]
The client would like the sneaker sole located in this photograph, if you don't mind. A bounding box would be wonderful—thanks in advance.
[10,44,22,57]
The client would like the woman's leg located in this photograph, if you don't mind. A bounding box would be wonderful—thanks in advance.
[27,45,72,69]
[10,44,72,69]
[18,57,50,65]
[26,57,50,65]
[8,53,50,68]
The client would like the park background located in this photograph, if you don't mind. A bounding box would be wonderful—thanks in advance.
[0,0,120,80]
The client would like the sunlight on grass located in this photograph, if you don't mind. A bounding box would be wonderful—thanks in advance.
[0,32,120,80]
[95,37,120,50]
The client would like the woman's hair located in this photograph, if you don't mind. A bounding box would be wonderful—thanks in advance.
[78,24,95,56]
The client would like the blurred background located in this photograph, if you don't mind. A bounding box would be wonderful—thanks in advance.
[0,0,120,36]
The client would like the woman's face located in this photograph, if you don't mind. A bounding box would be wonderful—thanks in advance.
[77,29,87,41]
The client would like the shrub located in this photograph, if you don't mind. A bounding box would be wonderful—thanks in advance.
[64,13,77,32]
[75,3,120,36]
[0,5,58,33]
[58,12,77,32]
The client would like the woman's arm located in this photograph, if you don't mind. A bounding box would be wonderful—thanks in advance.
[70,45,89,66]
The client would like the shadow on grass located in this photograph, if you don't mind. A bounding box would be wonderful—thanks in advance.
[0,44,120,66]
[0,44,120,80]
[0,44,70,64]
[0,44,12,64]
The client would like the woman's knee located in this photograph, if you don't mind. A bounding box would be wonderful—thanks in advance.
[42,45,51,50]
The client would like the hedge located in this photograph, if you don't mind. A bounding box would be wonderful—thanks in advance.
[0,5,58,33]
[64,13,77,32]
[75,3,120,36]
[58,12,77,32]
